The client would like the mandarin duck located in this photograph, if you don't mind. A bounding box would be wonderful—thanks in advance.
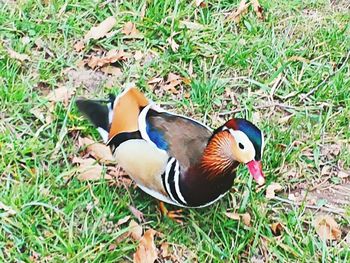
[76,87,265,210]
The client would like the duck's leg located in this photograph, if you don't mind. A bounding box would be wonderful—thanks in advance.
[158,201,184,223]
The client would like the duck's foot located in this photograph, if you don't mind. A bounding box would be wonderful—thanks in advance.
[159,201,184,224]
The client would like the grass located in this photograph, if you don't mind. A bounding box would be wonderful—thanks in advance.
[1,0,350,261]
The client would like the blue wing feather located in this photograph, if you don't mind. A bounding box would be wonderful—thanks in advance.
[146,121,169,150]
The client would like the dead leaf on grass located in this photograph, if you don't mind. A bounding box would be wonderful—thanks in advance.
[46,86,76,106]
[133,229,158,263]
[159,73,182,94]
[84,16,117,41]
[128,205,145,222]
[241,213,251,226]
[100,66,122,76]
[225,212,251,226]
[0,201,16,217]
[74,41,85,52]
[7,48,30,62]
[251,0,264,20]
[195,0,207,8]
[225,212,240,220]
[117,215,131,226]
[79,137,114,164]
[73,157,113,181]
[129,220,143,241]
[167,35,179,52]
[314,214,341,241]
[271,222,284,236]
[122,21,140,36]
[228,0,250,23]
[266,182,283,199]
[87,49,129,69]
[134,50,143,61]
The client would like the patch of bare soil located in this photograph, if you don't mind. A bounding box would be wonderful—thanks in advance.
[291,181,350,209]
[66,68,118,92]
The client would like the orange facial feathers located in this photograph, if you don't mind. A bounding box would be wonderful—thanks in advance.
[108,88,149,139]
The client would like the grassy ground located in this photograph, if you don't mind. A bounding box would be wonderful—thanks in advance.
[1,0,350,262]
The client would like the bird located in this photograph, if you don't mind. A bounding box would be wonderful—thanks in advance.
[76,87,265,213]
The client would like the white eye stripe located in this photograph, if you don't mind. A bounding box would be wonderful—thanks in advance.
[229,129,256,157]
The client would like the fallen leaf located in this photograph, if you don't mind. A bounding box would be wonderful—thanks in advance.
[140,2,147,19]
[122,21,140,36]
[228,0,250,23]
[167,36,179,52]
[74,41,85,52]
[195,0,207,8]
[314,214,341,240]
[133,229,158,263]
[167,73,181,82]
[148,77,163,85]
[46,86,76,106]
[179,21,205,30]
[134,50,143,61]
[128,205,145,222]
[266,183,283,199]
[225,212,240,220]
[129,219,143,241]
[84,16,117,41]
[251,0,264,20]
[79,137,114,164]
[338,170,349,178]
[242,213,251,226]
[117,215,131,226]
[87,49,129,69]
[7,48,30,62]
[100,66,122,76]
[271,222,284,236]
[73,157,112,181]
[0,202,16,216]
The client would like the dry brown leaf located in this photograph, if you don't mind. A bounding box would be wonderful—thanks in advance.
[117,215,131,226]
[128,205,145,222]
[73,157,112,181]
[80,137,114,164]
[148,77,163,84]
[7,48,30,62]
[0,201,16,216]
[314,214,341,240]
[195,0,207,8]
[46,86,76,106]
[129,220,143,241]
[338,170,349,178]
[122,21,140,36]
[271,222,284,236]
[228,0,250,23]
[74,41,85,52]
[251,0,264,20]
[242,213,251,226]
[266,182,283,199]
[84,16,116,41]
[140,2,147,19]
[167,73,181,82]
[87,49,129,69]
[133,229,158,263]
[167,36,179,52]
[179,21,205,30]
[134,50,143,61]
[225,212,240,220]
[101,66,122,76]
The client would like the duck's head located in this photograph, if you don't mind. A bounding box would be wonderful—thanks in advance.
[205,118,265,185]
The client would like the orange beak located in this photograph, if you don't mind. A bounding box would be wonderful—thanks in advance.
[246,160,265,185]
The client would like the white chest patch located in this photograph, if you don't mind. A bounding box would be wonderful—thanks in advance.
[113,139,169,195]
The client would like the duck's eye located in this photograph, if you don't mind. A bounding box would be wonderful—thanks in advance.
[238,142,245,150]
